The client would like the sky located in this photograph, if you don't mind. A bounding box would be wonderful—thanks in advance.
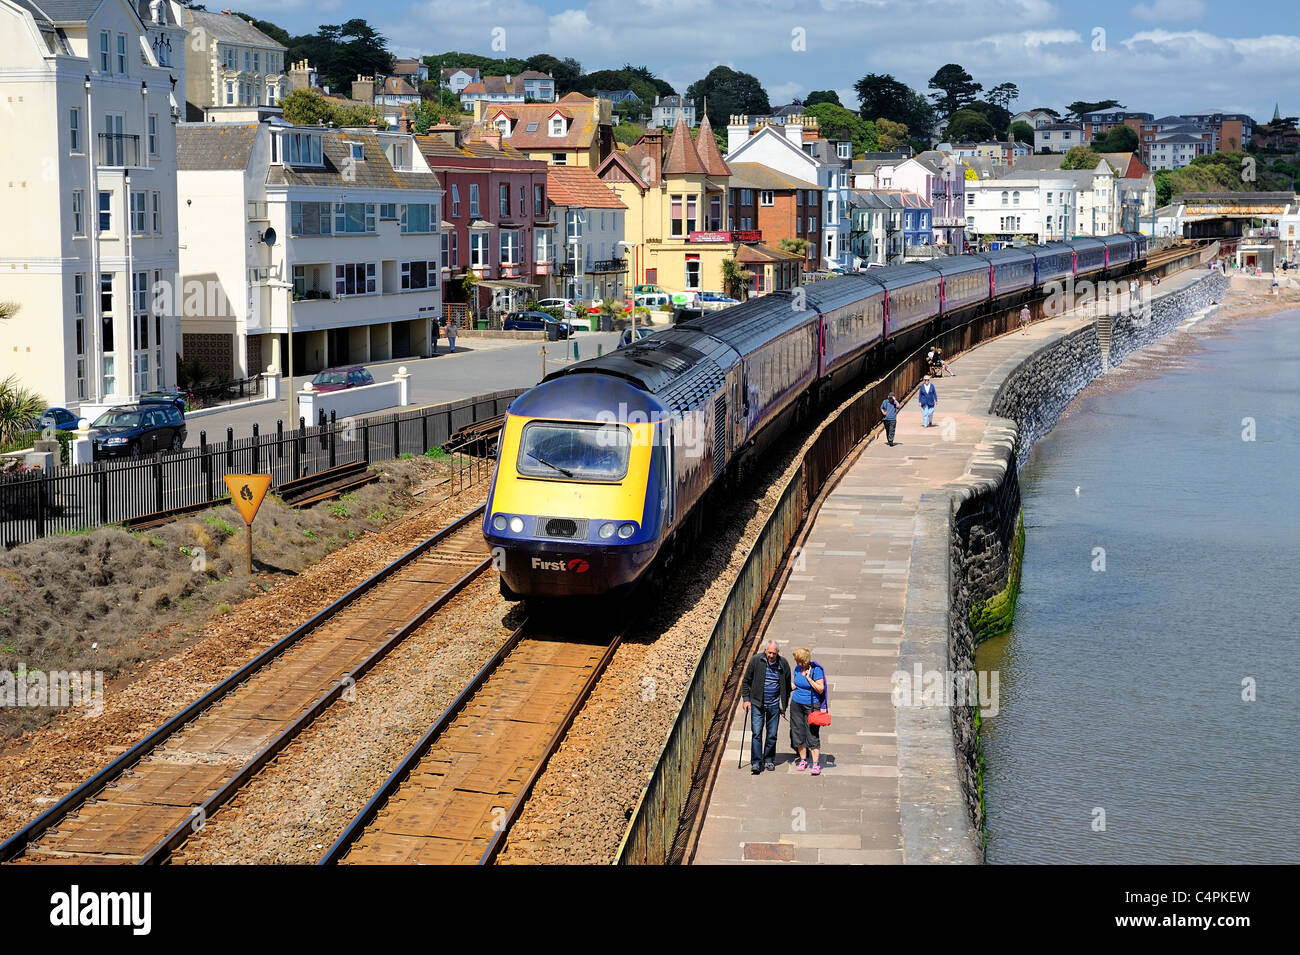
[234,0,1298,121]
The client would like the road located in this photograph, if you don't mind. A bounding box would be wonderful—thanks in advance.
[183,329,630,446]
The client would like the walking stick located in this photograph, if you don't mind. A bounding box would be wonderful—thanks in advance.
[737,704,747,769]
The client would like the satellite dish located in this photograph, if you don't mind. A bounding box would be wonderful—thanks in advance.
[261,227,277,247]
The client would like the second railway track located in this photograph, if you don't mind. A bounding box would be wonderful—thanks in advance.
[0,505,492,865]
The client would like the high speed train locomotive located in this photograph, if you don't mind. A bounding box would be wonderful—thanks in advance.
[484,233,1147,599]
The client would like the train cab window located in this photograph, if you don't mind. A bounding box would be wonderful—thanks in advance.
[517,421,630,482]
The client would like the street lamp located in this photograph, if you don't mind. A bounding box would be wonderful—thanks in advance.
[617,240,636,327]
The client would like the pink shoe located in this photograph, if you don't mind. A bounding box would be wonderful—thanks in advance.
[810,764,822,775]
[796,759,808,772]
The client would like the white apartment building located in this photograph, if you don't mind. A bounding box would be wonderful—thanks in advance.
[649,95,696,129]
[966,176,1079,244]
[546,166,627,302]
[177,123,443,380]
[182,8,286,120]
[1034,122,1085,154]
[0,0,183,411]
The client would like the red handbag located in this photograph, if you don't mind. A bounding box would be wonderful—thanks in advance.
[809,709,831,727]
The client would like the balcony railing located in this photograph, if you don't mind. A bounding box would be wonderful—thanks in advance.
[552,262,574,277]
[98,133,142,168]
[590,257,627,273]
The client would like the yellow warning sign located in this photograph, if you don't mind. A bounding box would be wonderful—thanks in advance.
[223,473,273,525]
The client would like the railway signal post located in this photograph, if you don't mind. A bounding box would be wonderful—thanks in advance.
[223,473,273,575]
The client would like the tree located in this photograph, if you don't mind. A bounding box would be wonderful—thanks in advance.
[876,118,909,151]
[1009,121,1035,145]
[945,108,995,142]
[0,301,17,322]
[967,100,1010,139]
[1030,106,1061,119]
[854,72,934,134]
[280,88,388,129]
[523,54,582,94]
[777,237,809,258]
[805,89,841,108]
[1061,145,1102,169]
[803,102,879,156]
[987,82,1019,110]
[289,20,391,93]
[0,374,42,444]
[720,259,753,301]
[1154,169,1174,208]
[686,66,770,129]
[927,64,982,118]
[1091,125,1139,153]
[1066,99,1123,120]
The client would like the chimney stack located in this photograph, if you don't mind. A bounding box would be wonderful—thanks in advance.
[351,75,375,104]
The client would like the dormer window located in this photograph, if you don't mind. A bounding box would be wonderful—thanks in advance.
[281,131,324,167]
[495,116,511,137]
[349,142,364,162]
[549,116,565,137]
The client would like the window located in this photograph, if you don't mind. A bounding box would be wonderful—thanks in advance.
[469,184,480,218]
[99,32,110,72]
[440,233,449,269]
[450,185,460,217]
[400,203,434,234]
[334,263,376,296]
[284,132,323,166]
[470,232,489,268]
[838,142,850,159]
[520,185,527,216]
[534,184,544,211]
[292,265,306,296]
[253,52,260,73]
[244,51,250,71]
[566,210,582,239]
[130,192,146,233]
[151,191,161,232]
[267,85,277,106]
[1013,191,1020,206]
[148,115,158,156]
[535,229,553,263]
[741,189,753,205]
[132,271,149,316]
[709,196,722,230]
[686,196,698,233]
[400,260,438,290]
[98,191,112,232]
[499,183,510,217]
[551,153,567,165]
[116,34,126,75]
[226,82,235,106]
[499,230,519,265]
[103,112,126,165]
[808,216,818,232]
[685,258,700,290]
[72,191,84,235]
[73,274,85,316]
[333,202,376,234]
[290,202,333,235]
[379,202,397,219]
[1001,191,1009,206]
[70,108,81,152]
[549,116,565,136]
[760,191,774,207]
[349,142,364,162]
[450,232,459,268]
[670,195,683,236]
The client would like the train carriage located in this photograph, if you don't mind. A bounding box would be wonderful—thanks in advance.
[982,247,1037,299]
[921,254,993,318]
[801,274,886,391]
[861,264,942,347]
[1101,233,1136,274]
[1029,241,1077,287]
[1070,237,1108,276]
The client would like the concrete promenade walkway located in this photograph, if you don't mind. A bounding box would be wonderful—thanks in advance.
[691,267,1208,865]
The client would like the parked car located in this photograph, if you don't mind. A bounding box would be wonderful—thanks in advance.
[585,299,633,315]
[536,297,577,318]
[38,407,80,432]
[634,292,673,310]
[141,390,187,414]
[699,291,740,310]
[503,311,575,338]
[670,290,700,308]
[89,404,187,457]
[310,366,375,393]
[633,283,668,296]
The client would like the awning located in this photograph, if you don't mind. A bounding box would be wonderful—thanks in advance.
[468,219,495,231]
[477,279,539,289]
[440,220,455,230]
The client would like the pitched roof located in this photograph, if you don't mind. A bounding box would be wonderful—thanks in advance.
[663,118,708,175]
[597,149,652,189]
[264,131,440,190]
[736,242,803,264]
[726,162,817,192]
[694,112,731,177]
[381,77,420,97]
[545,166,625,209]
[477,98,600,151]
[184,10,286,50]
[442,66,478,80]
[517,70,552,81]
[176,123,260,171]
[21,0,103,23]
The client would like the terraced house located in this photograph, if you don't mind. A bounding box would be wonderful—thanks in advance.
[470,92,613,168]
[177,123,443,379]
[181,8,286,120]
[0,0,183,411]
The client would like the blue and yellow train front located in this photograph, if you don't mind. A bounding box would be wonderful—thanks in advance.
[483,376,670,599]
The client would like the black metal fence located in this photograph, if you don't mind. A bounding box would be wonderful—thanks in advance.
[0,389,522,545]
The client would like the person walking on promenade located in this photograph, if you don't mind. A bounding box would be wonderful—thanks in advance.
[932,346,954,377]
[741,640,790,775]
[790,648,827,775]
[880,392,900,446]
[431,317,440,356]
[918,375,937,428]
[446,318,459,353]
[1019,305,1030,335]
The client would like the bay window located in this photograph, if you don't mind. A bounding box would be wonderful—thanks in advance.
[334,262,376,296]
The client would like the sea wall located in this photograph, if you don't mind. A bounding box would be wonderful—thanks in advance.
[902,269,1228,860]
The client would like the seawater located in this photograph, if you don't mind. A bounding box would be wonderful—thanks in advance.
[977,307,1300,864]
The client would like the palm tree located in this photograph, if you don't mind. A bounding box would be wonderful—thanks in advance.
[0,375,44,445]
[721,258,753,302]
[0,301,19,322]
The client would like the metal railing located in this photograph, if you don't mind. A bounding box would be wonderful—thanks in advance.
[0,388,523,544]
[98,132,141,167]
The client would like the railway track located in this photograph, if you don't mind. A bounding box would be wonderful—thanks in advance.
[0,506,492,865]
[321,618,623,865]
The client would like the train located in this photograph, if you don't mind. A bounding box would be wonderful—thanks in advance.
[483,232,1149,599]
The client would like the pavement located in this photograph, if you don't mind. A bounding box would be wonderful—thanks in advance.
[691,266,1208,865]
[181,329,629,445]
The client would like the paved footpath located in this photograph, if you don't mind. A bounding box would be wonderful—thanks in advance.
[692,268,1206,865]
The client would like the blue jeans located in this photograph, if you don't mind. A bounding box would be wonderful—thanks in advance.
[750,701,780,769]
[921,404,934,427]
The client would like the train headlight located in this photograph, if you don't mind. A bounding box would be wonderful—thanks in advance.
[492,515,507,532]
[617,523,636,539]
[509,516,525,533]
[599,522,617,539]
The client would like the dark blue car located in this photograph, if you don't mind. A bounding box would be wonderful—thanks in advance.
[39,407,80,432]
[90,404,187,458]
[503,311,574,338]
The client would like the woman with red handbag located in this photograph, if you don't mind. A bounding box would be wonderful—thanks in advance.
[790,648,828,775]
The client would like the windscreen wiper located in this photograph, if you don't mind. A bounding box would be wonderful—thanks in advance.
[527,451,574,477]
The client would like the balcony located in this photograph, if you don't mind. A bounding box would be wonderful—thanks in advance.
[933,217,966,228]
[98,133,142,168]
[552,262,574,277]
[590,257,627,273]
